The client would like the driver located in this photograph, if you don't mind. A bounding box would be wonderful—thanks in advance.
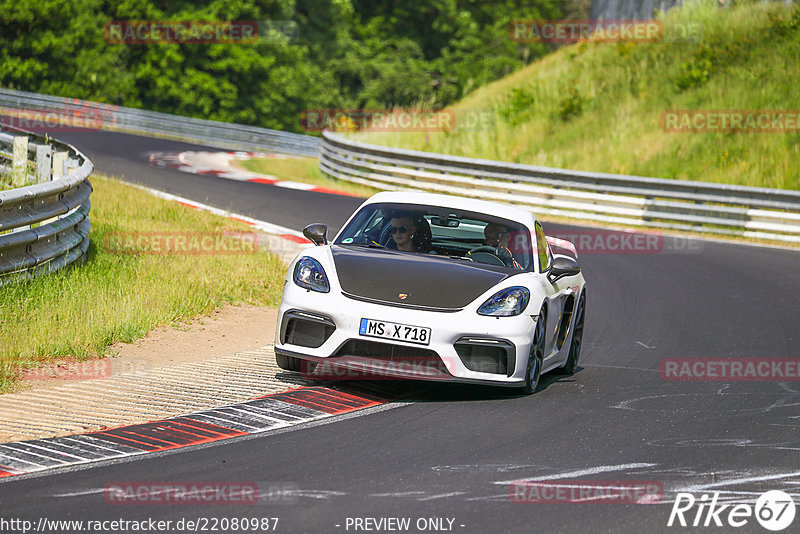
[479,222,520,268]
[483,222,508,248]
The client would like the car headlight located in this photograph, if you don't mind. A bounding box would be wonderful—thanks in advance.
[293,257,330,293]
[477,286,530,316]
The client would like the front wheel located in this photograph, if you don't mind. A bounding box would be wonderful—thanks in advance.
[522,307,546,395]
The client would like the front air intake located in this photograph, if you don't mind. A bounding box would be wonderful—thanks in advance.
[281,310,335,348]
[454,337,514,376]
[333,339,440,361]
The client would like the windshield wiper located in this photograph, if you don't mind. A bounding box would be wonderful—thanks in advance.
[447,255,473,262]
[347,241,385,249]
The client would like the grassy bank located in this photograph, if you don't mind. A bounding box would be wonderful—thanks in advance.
[355,0,800,190]
[235,156,377,198]
[0,175,287,393]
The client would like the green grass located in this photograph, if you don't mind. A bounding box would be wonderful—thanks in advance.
[235,156,378,198]
[0,175,287,393]
[0,170,14,190]
[0,160,36,191]
[354,0,800,190]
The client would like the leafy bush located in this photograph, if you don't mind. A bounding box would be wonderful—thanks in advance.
[0,0,565,133]
[498,87,536,125]
[674,45,714,92]
[558,88,584,120]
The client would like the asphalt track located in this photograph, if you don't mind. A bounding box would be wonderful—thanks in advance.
[56,130,363,233]
[1,130,799,533]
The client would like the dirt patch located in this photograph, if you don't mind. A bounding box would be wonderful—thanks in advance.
[20,305,278,391]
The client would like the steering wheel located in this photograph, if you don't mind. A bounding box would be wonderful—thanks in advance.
[466,246,505,266]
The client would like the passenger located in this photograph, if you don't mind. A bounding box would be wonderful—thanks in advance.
[388,212,432,253]
[389,215,416,252]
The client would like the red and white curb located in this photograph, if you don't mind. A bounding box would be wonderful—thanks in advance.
[0,387,386,480]
[122,182,314,262]
[148,151,359,197]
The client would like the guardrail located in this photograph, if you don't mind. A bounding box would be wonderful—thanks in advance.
[0,88,320,157]
[319,132,800,243]
[0,128,93,285]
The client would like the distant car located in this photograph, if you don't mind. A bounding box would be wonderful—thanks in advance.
[275,191,586,393]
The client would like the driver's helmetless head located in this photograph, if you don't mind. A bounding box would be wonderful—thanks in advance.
[390,216,416,251]
[484,223,508,247]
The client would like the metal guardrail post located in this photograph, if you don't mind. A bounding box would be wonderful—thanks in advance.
[11,134,27,187]
[52,151,68,178]
[35,144,52,183]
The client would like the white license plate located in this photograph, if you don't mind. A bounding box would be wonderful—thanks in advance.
[359,318,431,346]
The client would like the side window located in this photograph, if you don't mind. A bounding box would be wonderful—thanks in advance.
[534,221,551,272]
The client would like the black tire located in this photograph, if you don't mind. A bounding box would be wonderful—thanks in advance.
[522,306,546,395]
[559,292,585,375]
[276,353,303,372]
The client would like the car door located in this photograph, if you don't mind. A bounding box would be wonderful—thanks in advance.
[535,222,568,360]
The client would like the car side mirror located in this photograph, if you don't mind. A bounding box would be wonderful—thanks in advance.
[303,223,328,246]
[548,255,581,282]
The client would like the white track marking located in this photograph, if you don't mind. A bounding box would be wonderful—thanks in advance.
[417,491,466,501]
[676,470,800,493]
[272,180,315,190]
[53,488,107,498]
[369,491,427,498]
[285,489,348,500]
[494,462,656,485]
[464,493,512,502]
[150,150,356,197]
[120,181,306,237]
[581,363,659,373]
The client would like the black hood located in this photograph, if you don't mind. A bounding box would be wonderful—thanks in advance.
[331,245,511,310]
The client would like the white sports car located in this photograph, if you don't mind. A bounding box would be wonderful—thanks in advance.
[275,191,586,394]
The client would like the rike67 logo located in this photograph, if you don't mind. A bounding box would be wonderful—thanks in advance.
[669,491,795,531]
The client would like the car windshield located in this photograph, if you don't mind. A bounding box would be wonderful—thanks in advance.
[334,202,534,271]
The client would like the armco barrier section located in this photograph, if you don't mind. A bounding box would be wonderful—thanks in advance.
[4,88,798,244]
[319,132,800,243]
[0,88,319,157]
[0,129,93,285]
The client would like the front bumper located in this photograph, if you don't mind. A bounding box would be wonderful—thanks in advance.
[276,283,538,386]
